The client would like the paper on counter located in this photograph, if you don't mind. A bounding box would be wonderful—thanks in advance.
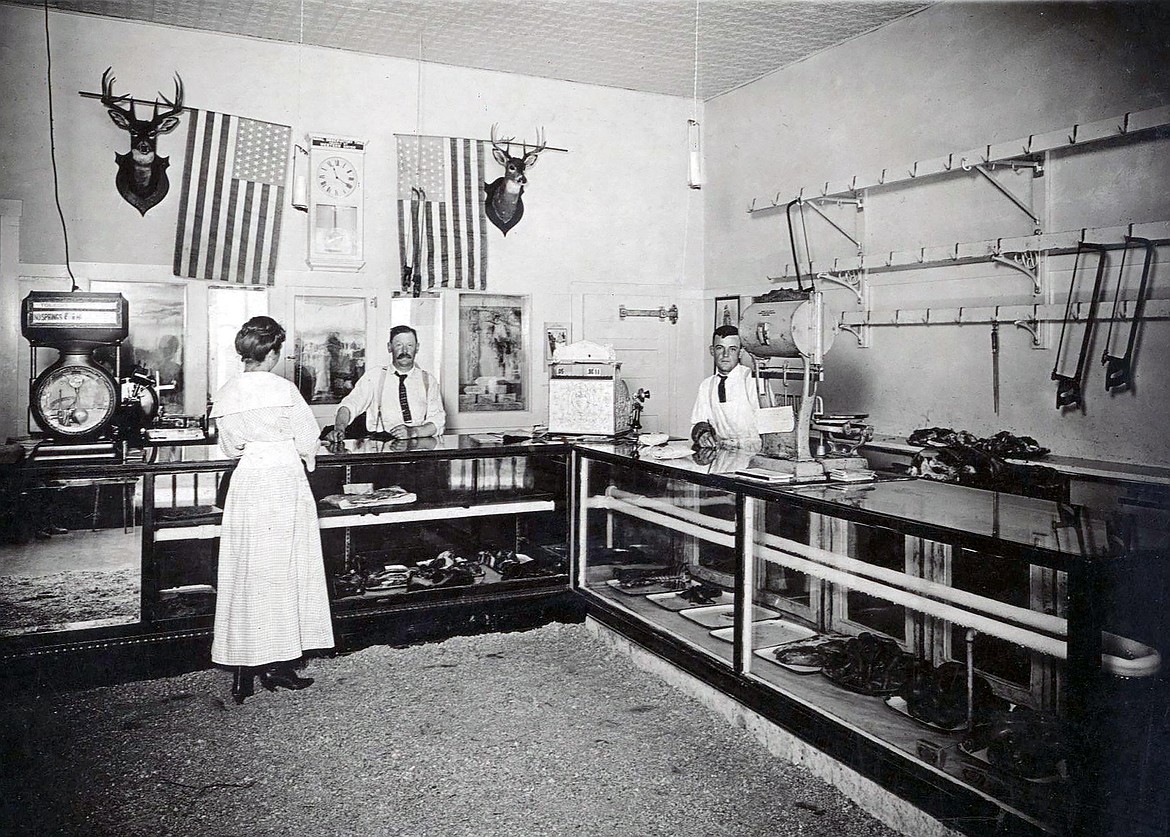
[646,442,697,460]
[757,406,795,434]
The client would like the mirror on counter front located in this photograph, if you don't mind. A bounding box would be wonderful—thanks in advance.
[0,475,143,636]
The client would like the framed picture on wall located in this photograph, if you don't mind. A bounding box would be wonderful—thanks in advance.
[713,295,741,373]
[544,322,570,364]
[458,294,527,413]
[291,295,368,405]
[91,280,187,412]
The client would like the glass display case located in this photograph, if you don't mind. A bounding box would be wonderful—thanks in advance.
[146,436,569,629]
[0,436,570,664]
[571,442,1169,837]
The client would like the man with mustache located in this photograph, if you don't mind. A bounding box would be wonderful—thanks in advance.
[326,325,446,442]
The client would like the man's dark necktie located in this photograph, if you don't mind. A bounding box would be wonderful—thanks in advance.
[717,375,727,403]
[396,373,413,422]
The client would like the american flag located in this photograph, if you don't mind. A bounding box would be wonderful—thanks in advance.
[173,111,291,285]
[396,135,490,293]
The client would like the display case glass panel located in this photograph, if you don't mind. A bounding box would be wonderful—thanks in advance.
[318,449,566,611]
[577,456,740,666]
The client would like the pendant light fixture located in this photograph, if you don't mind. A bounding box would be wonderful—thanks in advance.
[291,0,309,211]
[687,0,703,189]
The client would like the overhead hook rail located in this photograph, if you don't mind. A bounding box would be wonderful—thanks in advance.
[618,304,678,324]
[747,105,1170,211]
[766,219,1169,284]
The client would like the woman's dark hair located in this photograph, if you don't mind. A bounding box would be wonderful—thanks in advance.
[235,316,286,362]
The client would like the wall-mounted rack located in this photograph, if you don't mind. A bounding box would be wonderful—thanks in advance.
[836,298,1170,349]
[748,105,1170,211]
[768,220,1170,285]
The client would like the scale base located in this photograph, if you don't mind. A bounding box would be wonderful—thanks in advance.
[817,455,870,472]
[29,439,122,463]
[754,456,826,481]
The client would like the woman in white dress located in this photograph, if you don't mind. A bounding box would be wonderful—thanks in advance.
[209,317,334,704]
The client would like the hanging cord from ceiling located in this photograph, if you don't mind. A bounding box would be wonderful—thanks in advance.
[43,0,78,291]
[692,0,701,122]
[291,0,308,205]
[416,29,425,143]
[680,0,699,286]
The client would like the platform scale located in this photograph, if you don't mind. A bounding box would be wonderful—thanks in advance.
[21,291,131,462]
[738,288,872,479]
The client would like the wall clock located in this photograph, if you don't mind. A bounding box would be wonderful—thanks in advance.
[307,135,366,271]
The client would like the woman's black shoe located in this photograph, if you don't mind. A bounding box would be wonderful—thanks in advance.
[259,665,314,692]
[231,667,255,704]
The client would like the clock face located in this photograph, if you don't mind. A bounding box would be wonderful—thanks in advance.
[32,361,118,438]
[316,156,358,199]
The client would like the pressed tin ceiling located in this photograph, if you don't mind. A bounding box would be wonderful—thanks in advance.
[12,0,931,99]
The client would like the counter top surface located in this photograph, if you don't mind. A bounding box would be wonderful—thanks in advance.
[15,434,569,475]
[862,434,1170,486]
[575,442,1167,562]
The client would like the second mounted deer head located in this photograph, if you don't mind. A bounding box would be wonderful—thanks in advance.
[484,125,546,236]
[100,67,185,216]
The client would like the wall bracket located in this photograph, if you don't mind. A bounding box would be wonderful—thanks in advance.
[836,320,871,348]
[1013,315,1046,349]
[991,250,1042,294]
[816,270,866,305]
[971,164,1042,233]
[619,304,678,324]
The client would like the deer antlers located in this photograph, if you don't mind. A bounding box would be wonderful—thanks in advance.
[489,123,547,165]
[100,66,184,121]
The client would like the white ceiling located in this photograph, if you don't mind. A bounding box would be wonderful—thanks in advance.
[15,0,931,100]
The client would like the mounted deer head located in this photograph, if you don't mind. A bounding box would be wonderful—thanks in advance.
[100,67,184,216]
[484,125,546,236]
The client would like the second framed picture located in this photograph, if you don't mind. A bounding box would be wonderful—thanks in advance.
[713,295,741,373]
[457,294,527,413]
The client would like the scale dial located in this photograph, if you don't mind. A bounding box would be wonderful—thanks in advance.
[31,359,119,439]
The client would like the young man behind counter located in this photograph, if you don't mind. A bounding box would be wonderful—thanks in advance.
[690,324,761,449]
[325,325,446,443]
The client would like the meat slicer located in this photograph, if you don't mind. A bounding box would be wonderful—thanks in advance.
[739,288,871,477]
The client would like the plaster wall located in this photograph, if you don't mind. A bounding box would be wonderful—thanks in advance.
[704,1,1170,465]
[0,5,706,439]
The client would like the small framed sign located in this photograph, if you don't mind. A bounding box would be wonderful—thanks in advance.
[713,295,741,373]
[544,322,570,363]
